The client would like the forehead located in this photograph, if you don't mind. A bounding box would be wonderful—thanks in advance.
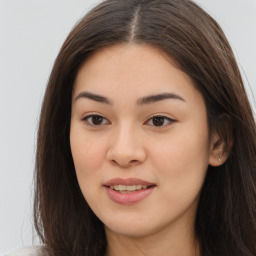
[73,43,199,103]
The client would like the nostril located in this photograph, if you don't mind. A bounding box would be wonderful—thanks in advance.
[110,159,139,168]
[130,160,137,163]
[110,160,118,166]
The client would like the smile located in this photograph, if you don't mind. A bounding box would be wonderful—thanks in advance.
[104,178,156,205]
[109,184,150,193]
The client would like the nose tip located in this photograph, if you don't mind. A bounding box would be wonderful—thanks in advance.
[106,130,146,168]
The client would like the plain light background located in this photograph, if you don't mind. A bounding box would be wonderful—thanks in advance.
[0,0,255,253]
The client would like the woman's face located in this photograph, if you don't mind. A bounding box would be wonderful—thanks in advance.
[70,44,219,239]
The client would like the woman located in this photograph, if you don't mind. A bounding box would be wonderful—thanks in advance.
[7,0,256,255]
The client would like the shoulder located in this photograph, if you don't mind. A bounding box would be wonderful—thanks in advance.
[4,246,46,256]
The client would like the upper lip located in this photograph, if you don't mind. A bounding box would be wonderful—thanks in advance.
[104,178,156,187]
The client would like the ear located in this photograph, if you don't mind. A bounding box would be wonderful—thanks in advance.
[208,114,233,167]
[208,134,228,166]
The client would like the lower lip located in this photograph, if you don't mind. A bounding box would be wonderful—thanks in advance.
[105,186,155,205]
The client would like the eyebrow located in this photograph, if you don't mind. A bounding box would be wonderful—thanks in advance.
[75,92,113,105]
[74,91,185,105]
[137,92,185,105]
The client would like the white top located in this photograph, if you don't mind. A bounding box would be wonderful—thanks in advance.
[4,246,45,256]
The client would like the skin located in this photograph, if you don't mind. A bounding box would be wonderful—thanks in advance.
[70,44,225,256]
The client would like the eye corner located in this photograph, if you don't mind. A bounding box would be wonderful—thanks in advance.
[145,115,176,128]
[81,114,110,127]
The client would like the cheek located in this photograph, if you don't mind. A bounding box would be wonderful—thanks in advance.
[70,129,106,207]
[149,123,210,198]
[70,126,106,180]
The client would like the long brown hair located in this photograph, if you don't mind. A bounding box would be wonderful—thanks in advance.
[34,0,256,255]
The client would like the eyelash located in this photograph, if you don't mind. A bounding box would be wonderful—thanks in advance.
[82,114,110,126]
[82,114,176,128]
[145,115,176,127]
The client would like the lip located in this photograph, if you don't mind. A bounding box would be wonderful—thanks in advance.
[104,177,156,205]
[104,177,155,186]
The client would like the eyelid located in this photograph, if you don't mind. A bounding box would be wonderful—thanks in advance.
[81,113,110,126]
[145,114,176,127]
[80,113,175,128]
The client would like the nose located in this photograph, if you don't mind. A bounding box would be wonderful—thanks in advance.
[106,124,146,168]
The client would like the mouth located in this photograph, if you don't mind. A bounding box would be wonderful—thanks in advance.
[103,178,156,205]
[107,184,156,193]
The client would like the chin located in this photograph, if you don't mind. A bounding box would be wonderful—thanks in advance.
[103,214,170,239]
[105,224,157,238]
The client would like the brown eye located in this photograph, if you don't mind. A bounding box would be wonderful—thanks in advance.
[91,115,104,125]
[83,115,109,126]
[152,116,165,126]
[146,115,175,127]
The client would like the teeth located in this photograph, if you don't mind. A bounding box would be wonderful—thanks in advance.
[110,184,149,192]
[127,185,136,191]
